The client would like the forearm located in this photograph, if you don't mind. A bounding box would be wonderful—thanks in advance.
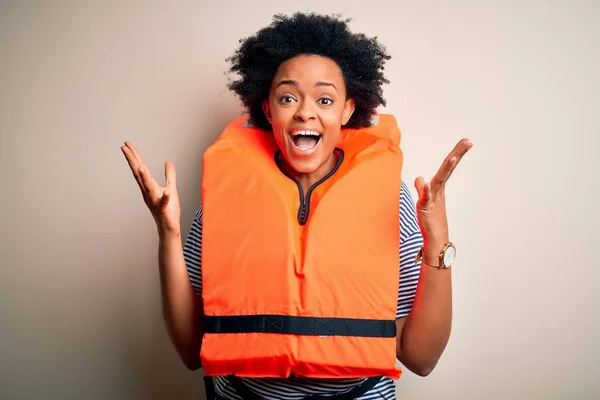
[158,230,203,370]
[397,237,452,376]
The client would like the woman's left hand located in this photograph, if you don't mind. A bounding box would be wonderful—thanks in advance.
[414,138,473,246]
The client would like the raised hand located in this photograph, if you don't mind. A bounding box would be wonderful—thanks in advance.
[121,141,181,238]
[414,138,473,246]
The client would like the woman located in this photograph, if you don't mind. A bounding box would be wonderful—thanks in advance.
[122,12,472,400]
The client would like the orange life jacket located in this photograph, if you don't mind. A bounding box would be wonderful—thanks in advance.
[200,114,403,380]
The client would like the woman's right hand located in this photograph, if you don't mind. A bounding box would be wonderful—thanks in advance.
[121,141,181,239]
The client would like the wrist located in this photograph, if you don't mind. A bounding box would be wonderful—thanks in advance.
[158,226,181,241]
[422,236,449,254]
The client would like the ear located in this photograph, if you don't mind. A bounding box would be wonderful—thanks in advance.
[341,98,356,125]
[262,100,272,124]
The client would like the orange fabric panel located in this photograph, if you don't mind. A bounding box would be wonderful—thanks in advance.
[294,336,400,379]
[202,334,400,379]
[201,333,296,377]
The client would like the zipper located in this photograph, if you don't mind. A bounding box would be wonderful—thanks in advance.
[274,148,344,225]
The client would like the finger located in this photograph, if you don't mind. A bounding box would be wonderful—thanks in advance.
[431,156,458,191]
[124,141,147,167]
[121,145,147,201]
[432,138,473,188]
[437,138,472,175]
[165,161,176,187]
[138,166,161,204]
[448,137,472,157]
[126,141,161,191]
[121,144,140,175]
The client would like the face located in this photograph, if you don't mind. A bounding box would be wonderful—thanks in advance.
[262,55,355,177]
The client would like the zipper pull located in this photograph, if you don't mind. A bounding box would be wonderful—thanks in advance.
[299,202,308,225]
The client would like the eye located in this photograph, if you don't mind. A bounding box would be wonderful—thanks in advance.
[279,95,296,104]
[318,97,334,106]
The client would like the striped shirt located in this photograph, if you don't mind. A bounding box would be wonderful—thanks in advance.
[183,181,424,400]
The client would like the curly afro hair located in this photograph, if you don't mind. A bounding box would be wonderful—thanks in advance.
[226,12,391,130]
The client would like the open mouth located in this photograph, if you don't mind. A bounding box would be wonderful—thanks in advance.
[289,130,322,152]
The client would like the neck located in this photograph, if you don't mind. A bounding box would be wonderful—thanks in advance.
[281,151,339,193]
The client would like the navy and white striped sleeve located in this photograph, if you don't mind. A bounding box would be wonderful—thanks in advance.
[183,204,203,296]
[396,181,423,319]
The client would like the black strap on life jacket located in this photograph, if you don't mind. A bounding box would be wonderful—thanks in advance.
[203,315,396,338]
[204,375,216,399]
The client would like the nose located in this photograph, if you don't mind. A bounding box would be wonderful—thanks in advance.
[294,101,316,122]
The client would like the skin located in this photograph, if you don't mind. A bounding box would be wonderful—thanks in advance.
[121,53,473,376]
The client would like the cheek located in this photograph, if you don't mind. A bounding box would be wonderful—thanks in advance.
[269,111,290,134]
[271,126,287,149]
[323,131,340,148]
[322,112,344,146]
[326,105,348,127]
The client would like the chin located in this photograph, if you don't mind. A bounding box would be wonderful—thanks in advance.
[285,156,323,175]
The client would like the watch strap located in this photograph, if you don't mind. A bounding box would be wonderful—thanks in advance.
[414,243,454,269]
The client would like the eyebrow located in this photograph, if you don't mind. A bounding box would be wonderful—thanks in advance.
[275,80,338,91]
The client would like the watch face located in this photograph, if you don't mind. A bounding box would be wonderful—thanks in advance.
[443,245,456,267]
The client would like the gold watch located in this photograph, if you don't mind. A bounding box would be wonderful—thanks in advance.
[415,242,456,269]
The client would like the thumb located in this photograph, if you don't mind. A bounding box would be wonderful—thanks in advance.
[165,161,177,187]
[414,176,431,204]
[414,176,425,197]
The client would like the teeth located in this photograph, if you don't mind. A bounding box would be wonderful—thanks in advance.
[291,130,321,137]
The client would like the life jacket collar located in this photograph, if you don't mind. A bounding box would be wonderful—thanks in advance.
[273,148,345,225]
